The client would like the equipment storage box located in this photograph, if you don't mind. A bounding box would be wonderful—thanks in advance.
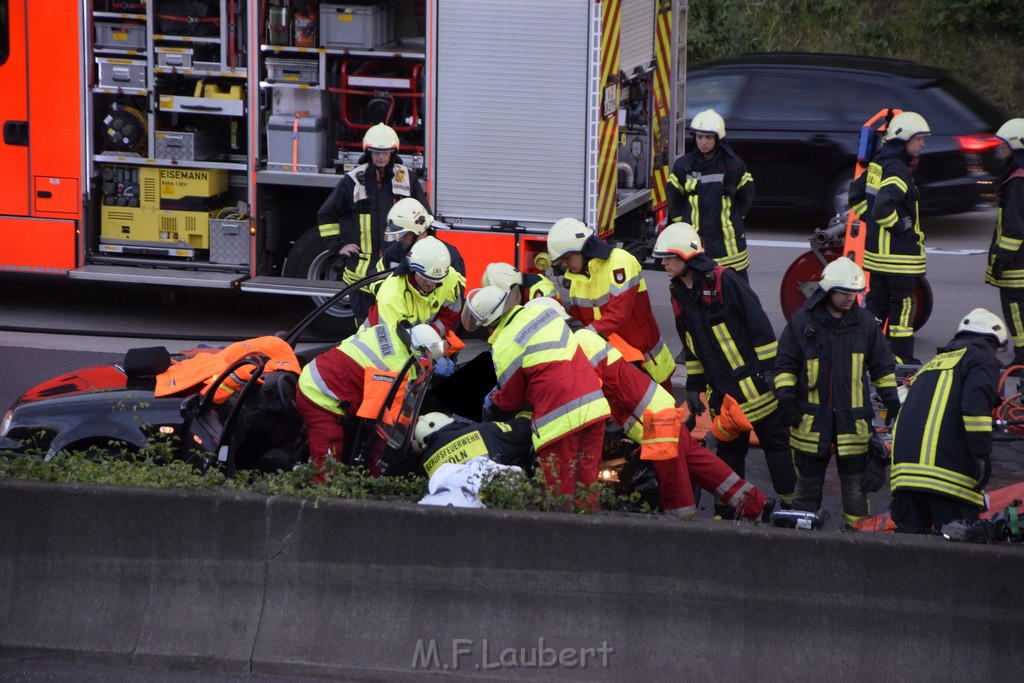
[265,58,319,85]
[209,219,251,265]
[95,22,146,50]
[100,205,211,250]
[267,115,328,172]
[319,2,395,49]
[156,46,222,71]
[97,58,147,89]
[155,129,220,161]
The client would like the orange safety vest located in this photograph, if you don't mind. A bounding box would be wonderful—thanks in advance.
[640,406,685,460]
[355,367,408,423]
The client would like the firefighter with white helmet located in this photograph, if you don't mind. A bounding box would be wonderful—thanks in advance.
[666,108,755,277]
[366,236,465,368]
[890,308,1006,533]
[985,118,1024,369]
[656,221,796,516]
[775,257,901,528]
[481,262,560,305]
[413,410,534,478]
[316,123,430,320]
[461,286,610,507]
[524,297,776,521]
[381,197,466,277]
[849,110,931,364]
[296,322,446,474]
[545,218,676,393]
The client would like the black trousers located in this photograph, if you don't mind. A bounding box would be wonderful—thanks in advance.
[891,490,980,534]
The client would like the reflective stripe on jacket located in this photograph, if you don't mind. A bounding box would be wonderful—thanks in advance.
[848,142,926,276]
[669,264,779,422]
[890,336,1000,506]
[666,146,754,272]
[298,324,415,416]
[316,158,427,284]
[489,306,610,449]
[775,290,899,457]
[565,245,673,383]
[369,269,465,337]
[574,328,674,444]
[420,415,534,476]
[985,166,1024,290]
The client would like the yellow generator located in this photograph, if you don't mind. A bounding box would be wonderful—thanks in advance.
[99,166,228,253]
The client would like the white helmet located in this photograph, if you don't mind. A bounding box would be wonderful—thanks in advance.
[523,296,569,320]
[958,308,1008,347]
[414,411,454,450]
[691,108,726,139]
[407,236,451,282]
[386,197,439,240]
[885,112,931,142]
[481,262,524,290]
[996,118,1024,151]
[546,218,594,262]
[819,257,866,293]
[409,323,447,359]
[653,221,703,260]
[461,286,514,331]
[362,123,400,152]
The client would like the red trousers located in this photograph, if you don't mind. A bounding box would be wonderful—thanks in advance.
[536,421,605,509]
[653,423,768,520]
[296,389,345,469]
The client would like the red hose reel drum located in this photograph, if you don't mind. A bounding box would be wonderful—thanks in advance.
[779,246,933,330]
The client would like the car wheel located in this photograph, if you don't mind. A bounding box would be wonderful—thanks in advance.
[826,169,854,217]
[780,248,933,331]
[282,227,358,337]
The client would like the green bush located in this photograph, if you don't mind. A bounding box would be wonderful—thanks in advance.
[0,448,659,516]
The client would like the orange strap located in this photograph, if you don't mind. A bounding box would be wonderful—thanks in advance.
[356,367,407,422]
[608,333,643,363]
[640,406,684,461]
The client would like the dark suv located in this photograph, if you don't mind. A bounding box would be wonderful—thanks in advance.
[685,53,1007,217]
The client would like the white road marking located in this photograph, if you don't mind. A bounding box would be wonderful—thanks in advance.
[747,239,986,256]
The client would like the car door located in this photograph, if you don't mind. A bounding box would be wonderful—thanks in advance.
[727,72,848,213]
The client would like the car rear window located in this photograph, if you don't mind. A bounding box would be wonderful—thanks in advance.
[925,78,1005,130]
[685,74,746,120]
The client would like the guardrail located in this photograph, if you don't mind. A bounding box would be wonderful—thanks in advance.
[1,480,1021,680]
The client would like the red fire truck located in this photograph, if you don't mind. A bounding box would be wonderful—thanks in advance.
[0,0,687,321]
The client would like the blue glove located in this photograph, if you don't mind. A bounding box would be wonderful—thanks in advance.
[434,357,456,377]
[483,392,495,412]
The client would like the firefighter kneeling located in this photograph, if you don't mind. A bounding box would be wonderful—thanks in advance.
[296,322,446,475]
[524,297,775,520]
[462,286,611,507]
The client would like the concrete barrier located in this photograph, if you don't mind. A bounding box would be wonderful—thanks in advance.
[1,479,1022,681]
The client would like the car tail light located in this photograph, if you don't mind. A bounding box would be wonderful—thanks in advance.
[955,134,1001,154]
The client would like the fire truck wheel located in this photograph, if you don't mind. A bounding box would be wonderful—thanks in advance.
[779,248,933,330]
[283,227,356,334]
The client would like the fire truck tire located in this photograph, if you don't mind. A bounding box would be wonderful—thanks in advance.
[282,227,356,333]
[780,248,933,330]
